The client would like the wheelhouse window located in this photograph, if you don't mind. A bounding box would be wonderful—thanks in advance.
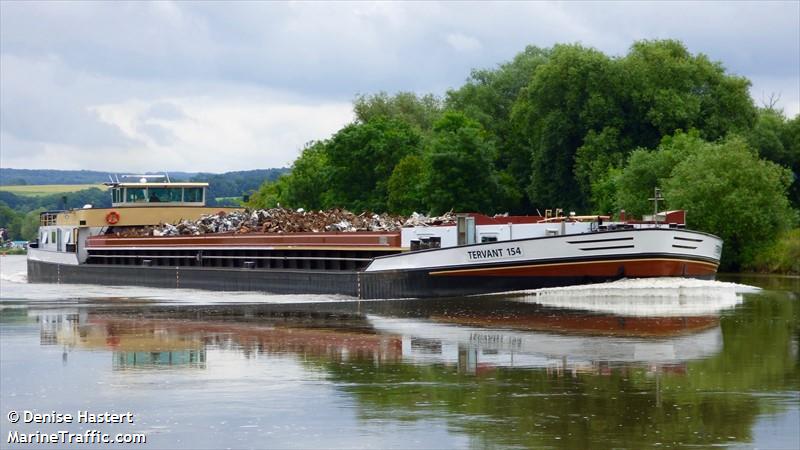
[112,188,122,203]
[148,188,182,203]
[40,212,57,226]
[183,187,203,203]
[126,188,146,203]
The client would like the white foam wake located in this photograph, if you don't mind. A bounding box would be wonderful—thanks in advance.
[0,255,28,284]
[510,278,757,316]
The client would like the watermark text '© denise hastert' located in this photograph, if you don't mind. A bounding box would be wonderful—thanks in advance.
[7,410,135,424]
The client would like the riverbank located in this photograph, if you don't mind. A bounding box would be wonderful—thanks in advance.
[745,229,800,275]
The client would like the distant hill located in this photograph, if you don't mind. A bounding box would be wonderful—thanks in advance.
[188,169,288,202]
[0,167,289,207]
[0,184,105,197]
[0,168,199,185]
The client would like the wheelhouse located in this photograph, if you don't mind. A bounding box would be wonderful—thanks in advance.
[28,174,238,264]
[108,176,208,207]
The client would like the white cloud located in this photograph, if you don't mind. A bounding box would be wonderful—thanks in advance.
[26,93,354,173]
[0,51,353,172]
[1,92,354,173]
[1,1,798,173]
[446,33,482,52]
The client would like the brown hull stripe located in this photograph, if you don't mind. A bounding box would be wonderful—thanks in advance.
[430,258,718,277]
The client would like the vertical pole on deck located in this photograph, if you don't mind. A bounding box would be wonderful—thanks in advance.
[649,187,663,228]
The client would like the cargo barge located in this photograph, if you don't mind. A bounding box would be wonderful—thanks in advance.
[27,176,723,299]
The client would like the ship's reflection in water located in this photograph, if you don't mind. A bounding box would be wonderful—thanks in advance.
[1,280,797,449]
[32,287,732,374]
[37,311,207,370]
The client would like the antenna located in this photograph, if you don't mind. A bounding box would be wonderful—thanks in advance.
[165,172,171,183]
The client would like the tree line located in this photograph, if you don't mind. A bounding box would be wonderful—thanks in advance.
[249,40,799,270]
[0,169,199,186]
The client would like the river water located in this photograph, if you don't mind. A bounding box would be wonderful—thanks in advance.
[0,255,797,449]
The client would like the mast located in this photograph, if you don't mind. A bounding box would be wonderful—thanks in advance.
[649,187,664,228]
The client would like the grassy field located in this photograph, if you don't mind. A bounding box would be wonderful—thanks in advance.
[0,184,105,197]
[215,197,244,205]
[0,248,26,255]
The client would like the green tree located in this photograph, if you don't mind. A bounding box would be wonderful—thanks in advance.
[246,39,768,224]
[353,91,443,133]
[616,131,704,218]
[663,135,795,269]
[422,112,499,214]
[620,40,755,145]
[387,155,426,215]
[512,40,757,213]
[447,46,551,211]
[20,209,44,241]
[512,43,622,211]
[0,202,17,226]
[280,141,331,210]
[248,142,330,210]
[325,118,422,212]
[573,126,629,212]
[785,115,800,207]
[746,108,800,207]
[247,178,284,209]
[0,202,22,240]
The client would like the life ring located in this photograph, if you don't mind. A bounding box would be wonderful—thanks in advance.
[105,211,120,225]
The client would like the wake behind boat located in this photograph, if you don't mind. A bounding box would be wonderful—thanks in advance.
[27,175,722,299]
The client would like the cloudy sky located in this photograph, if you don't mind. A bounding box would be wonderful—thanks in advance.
[1,1,798,173]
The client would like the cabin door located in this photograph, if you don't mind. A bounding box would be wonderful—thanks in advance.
[457,216,476,245]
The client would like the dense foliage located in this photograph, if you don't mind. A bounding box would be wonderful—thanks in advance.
[249,39,798,270]
[0,187,109,240]
[614,132,795,269]
[746,229,800,274]
[421,112,500,214]
[744,109,800,207]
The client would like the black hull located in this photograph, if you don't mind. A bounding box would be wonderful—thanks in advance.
[360,270,626,299]
[27,259,716,300]
[27,259,359,297]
